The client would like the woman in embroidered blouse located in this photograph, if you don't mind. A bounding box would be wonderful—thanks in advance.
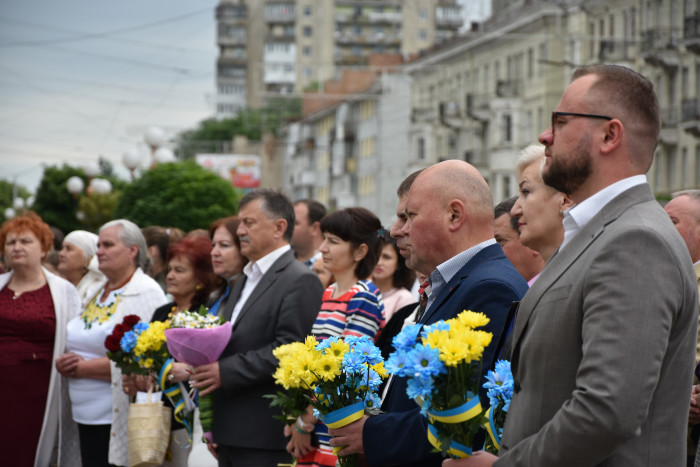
[58,230,106,308]
[55,219,167,467]
[0,212,82,467]
[371,232,416,322]
[287,207,385,467]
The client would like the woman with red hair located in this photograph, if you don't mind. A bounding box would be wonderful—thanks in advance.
[123,235,218,466]
[0,211,82,467]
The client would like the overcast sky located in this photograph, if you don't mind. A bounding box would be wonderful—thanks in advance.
[0,0,489,196]
[0,0,219,193]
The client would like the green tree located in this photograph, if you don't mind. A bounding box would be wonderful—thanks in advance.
[0,179,31,223]
[114,161,240,232]
[33,164,127,234]
[176,98,301,159]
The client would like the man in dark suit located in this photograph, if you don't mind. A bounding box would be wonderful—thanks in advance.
[450,65,698,467]
[328,160,528,466]
[191,189,323,466]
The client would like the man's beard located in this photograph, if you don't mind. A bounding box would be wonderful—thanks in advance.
[542,135,592,195]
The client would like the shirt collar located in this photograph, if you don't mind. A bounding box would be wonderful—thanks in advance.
[564,175,647,234]
[243,244,291,278]
[429,238,497,300]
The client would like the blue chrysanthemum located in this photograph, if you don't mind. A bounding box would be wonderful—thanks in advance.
[420,320,450,339]
[344,335,372,347]
[386,349,412,377]
[315,336,339,351]
[353,340,382,365]
[408,344,444,378]
[342,349,367,374]
[120,330,138,352]
[359,367,382,392]
[364,391,381,409]
[483,359,513,409]
[392,324,422,351]
[133,322,149,333]
[406,375,434,402]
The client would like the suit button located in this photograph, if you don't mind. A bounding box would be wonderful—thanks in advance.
[514,381,521,393]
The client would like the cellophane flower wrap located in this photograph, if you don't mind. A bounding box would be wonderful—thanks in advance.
[268,335,387,467]
[482,360,513,454]
[164,307,231,442]
[386,310,492,459]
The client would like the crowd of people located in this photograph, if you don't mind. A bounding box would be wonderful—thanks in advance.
[2,63,700,467]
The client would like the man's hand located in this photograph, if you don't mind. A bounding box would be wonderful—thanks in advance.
[443,451,497,466]
[206,441,219,460]
[328,415,368,456]
[191,362,221,396]
[690,384,700,424]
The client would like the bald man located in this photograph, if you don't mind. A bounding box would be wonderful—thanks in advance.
[328,160,528,466]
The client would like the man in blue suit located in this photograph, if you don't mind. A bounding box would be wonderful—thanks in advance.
[329,160,528,466]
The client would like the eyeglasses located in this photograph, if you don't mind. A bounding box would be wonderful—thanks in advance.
[551,111,613,135]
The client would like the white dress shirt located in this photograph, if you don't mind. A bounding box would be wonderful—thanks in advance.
[230,244,291,325]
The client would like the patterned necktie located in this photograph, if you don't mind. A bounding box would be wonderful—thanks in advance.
[416,278,431,322]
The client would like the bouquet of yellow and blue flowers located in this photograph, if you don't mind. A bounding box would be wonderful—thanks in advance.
[482,360,513,454]
[268,335,387,467]
[386,310,493,459]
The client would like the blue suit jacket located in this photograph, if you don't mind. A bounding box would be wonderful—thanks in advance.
[363,243,528,466]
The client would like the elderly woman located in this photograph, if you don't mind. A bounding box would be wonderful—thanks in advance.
[207,216,247,315]
[0,212,81,467]
[511,144,574,267]
[58,230,106,307]
[55,219,167,467]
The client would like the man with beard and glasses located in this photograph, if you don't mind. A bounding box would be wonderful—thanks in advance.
[448,65,698,467]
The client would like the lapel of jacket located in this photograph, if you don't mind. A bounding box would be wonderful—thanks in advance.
[419,244,502,325]
[510,183,655,354]
[231,249,295,331]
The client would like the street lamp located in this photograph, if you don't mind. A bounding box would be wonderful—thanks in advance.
[12,197,25,211]
[123,148,142,180]
[66,176,85,197]
[144,126,175,166]
[84,161,100,179]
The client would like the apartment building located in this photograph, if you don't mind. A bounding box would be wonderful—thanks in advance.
[214,0,464,119]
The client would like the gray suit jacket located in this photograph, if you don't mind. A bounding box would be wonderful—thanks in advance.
[497,183,698,466]
[211,249,323,449]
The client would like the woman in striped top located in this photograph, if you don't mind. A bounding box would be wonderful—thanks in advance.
[285,207,385,467]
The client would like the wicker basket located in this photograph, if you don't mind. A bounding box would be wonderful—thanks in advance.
[128,399,172,467]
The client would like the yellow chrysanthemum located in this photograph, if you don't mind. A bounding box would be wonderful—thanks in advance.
[316,354,341,382]
[423,329,449,351]
[304,335,319,351]
[457,310,490,329]
[370,361,388,379]
[438,338,469,367]
[326,339,350,359]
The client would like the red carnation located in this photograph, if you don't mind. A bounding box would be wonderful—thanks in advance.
[105,334,122,353]
[113,324,126,336]
[123,315,141,329]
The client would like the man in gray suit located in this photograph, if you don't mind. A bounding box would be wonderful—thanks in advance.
[451,65,698,466]
[192,189,323,466]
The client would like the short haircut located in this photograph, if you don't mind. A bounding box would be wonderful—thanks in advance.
[494,196,519,232]
[672,189,700,202]
[0,211,54,254]
[100,219,150,270]
[320,207,382,279]
[378,231,415,290]
[572,64,660,169]
[167,236,217,309]
[295,199,327,225]
[239,189,295,242]
[397,169,424,197]
[208,216,242,250]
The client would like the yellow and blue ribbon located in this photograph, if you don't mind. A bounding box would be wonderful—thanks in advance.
[483,406,501,451]
[426,395,482,424]
[322,401,365,456]
[158,358,193,445]
[427,423,472,458]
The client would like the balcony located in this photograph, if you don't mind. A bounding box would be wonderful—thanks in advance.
[683,13,700,54]
[436,16,463,30]
[640,29,680,69]
[659,107,679,146]
[217,55,247,66]
[334,53,369,66]
[466,93,489,122]
[496,79,521,98]
[681,98,700,136]
[598,39,634,64]
[265,4,296,23]
[411,107,437,123]
[367,11,402,23]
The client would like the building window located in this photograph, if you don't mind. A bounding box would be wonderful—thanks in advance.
[418,9,428,21]
[417,137,425,160]
[303,26,312,37]
[502,114,512,143]
[418,29,428,40]
[667,150,676,189]
[303,46,312,56]
[303,5,312,16]
[696,146,700,185]
[303,67,312,79]
[527,48,534,78]
[682,147,689,187]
